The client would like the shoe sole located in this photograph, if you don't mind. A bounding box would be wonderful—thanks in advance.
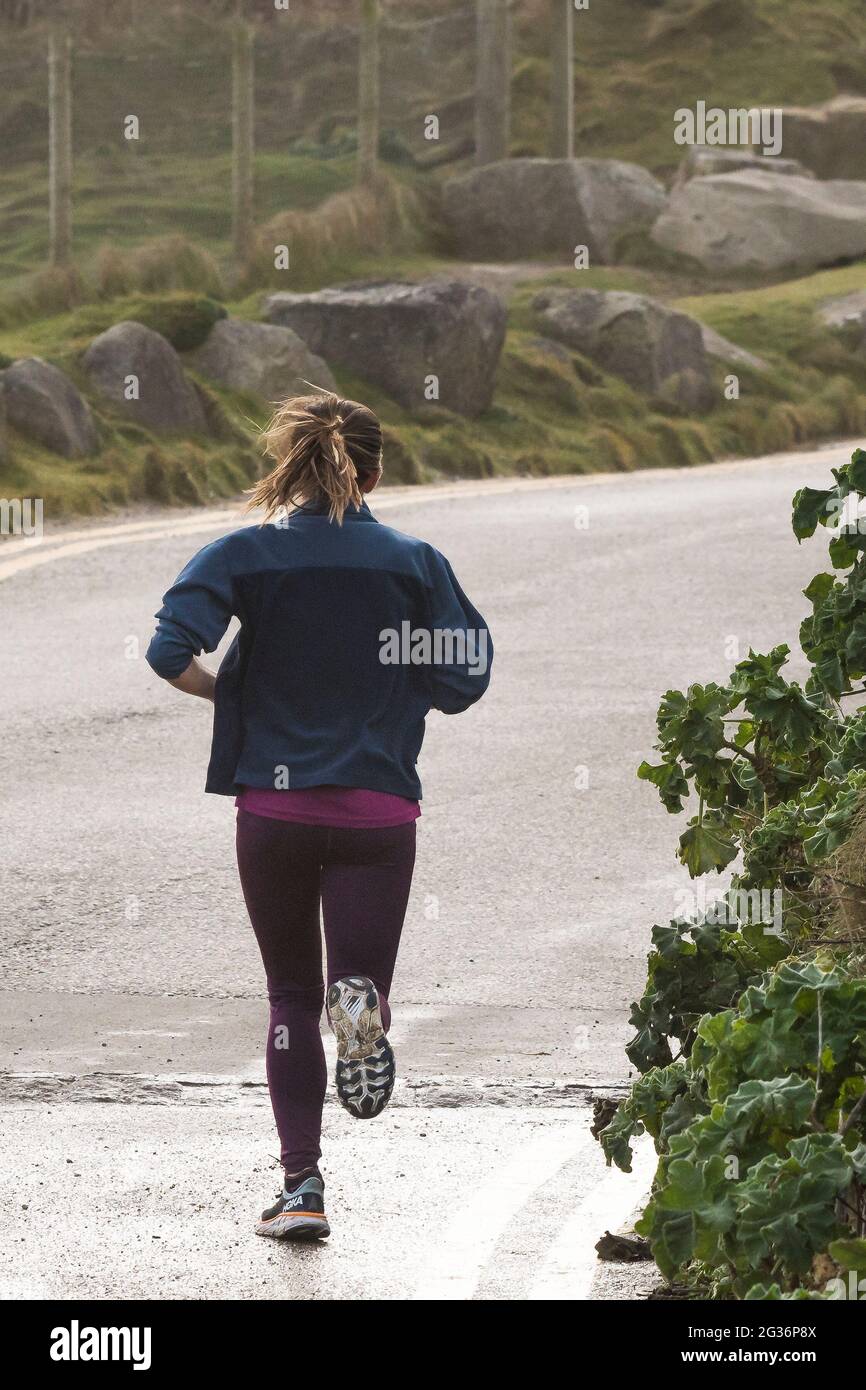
[326,975,395,1120]
[255,1212,330,1241]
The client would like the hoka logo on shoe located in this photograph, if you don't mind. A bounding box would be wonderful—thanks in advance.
[284,1193,306,1209]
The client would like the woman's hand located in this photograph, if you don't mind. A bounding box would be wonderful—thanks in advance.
[167,657,217,703]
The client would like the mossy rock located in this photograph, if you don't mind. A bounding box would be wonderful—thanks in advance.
[127,294,227,352]
[72,292,227,353]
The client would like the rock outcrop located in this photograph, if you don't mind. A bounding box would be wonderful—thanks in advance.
[652,170,866,272]
[533,289,716,410]
[442,158,667,263]
[674,146,812,185]
[265,280,507,417]
[776,97,866,180]
[83,322,208,433]
[0,357,98,457]
[183,319,336,402]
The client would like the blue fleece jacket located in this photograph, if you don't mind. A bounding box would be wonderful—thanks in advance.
[146,499,493,798]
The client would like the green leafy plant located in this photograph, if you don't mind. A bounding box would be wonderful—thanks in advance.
[625,909,787,1073]
[599,446,866,1298]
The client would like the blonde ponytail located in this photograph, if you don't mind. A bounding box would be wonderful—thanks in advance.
[247,390,383,525]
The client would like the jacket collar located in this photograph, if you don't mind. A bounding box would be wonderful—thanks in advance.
[291,498,377,521]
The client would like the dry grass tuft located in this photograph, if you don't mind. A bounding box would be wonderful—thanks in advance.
[240,174,427,292]
[94,236,225,300]
[0,264,85,327]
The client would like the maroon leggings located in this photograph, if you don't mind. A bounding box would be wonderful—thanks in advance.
[235,810,417,1172]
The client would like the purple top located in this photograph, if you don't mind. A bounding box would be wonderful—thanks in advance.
[236,785,421,829]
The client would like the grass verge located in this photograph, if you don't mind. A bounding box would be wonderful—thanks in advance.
[2,260,865,517]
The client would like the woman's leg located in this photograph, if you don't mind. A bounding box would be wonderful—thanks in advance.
[320,822,417,1031]
[235,810,328,1173]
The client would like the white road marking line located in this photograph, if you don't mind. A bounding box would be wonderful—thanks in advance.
[527,1135,657,1301]
[0,517,235,581]
[0,477,586,583]
[410,1118,593,1301]
[1,445,839,583]
[4,507,244,549]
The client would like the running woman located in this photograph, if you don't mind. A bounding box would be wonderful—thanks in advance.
[146,392,492,1240]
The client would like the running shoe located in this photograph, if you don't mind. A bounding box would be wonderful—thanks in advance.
[326,975,395,1119]
[256,1168,330,1241]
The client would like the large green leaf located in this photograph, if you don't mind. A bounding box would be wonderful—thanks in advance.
[846,448,866,495]
[678,817,738,877]
[637,758,689,814]
[829,1237,866,1274]
[792,486,835,540]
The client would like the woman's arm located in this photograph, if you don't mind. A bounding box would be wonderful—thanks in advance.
[146,537,234,694]
[422,549,493,714]
[167,657,217,702]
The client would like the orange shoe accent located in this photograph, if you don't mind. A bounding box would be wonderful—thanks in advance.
[262,1210,326,1223]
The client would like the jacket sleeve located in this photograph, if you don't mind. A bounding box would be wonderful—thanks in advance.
[146,538,235,680]
[423,549,493,714]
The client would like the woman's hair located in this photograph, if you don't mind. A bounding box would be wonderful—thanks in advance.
[247,389,383,525]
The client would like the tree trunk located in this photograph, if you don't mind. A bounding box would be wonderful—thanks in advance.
[475,0,511,167]
[232,15,255,264]
[357,0,380,185]
[48,22,72,267]
[549,0,574,158]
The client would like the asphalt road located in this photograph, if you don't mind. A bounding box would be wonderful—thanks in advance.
[0,441,854,1300]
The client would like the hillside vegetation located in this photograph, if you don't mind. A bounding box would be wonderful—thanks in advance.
[3,0,866,283]
[2,0,866,514]
[3,258,866,517]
